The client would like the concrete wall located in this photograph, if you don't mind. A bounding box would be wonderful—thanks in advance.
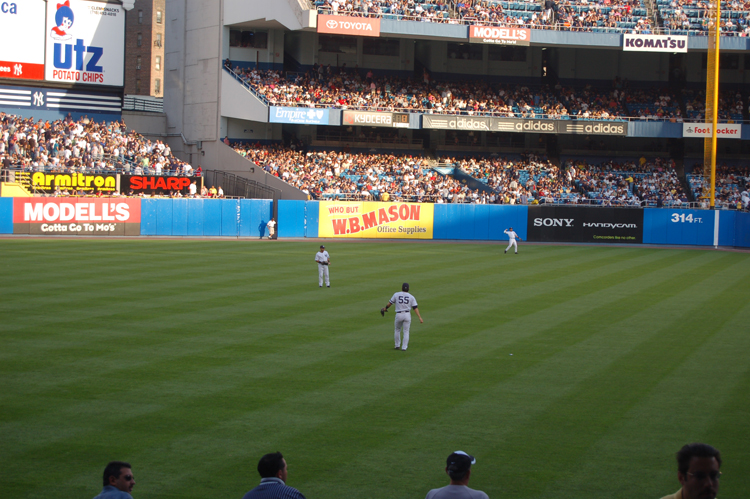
[224,0,314,30]
[122,111,168,136]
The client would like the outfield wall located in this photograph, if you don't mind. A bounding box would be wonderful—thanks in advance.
[1,197,749,248]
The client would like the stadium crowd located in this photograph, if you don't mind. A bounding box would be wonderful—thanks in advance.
[230,66,738,122]
[0,112,195,176]
[231,141,698,207]
[315,0,452,21]
[688,162,750,209]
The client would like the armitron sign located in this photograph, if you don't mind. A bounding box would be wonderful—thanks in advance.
[317,14,380,37]
[13,198,141,235]
[25,172,117,194]
[318,202,434,239]
[469,26,530,46]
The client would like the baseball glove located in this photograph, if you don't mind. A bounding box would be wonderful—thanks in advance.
[380,308,386,317]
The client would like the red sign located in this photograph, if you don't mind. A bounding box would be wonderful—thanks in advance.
[126,175,193,193]
[317,15,380,37]
[13,198,141,236]
[0,61,44,81]
[469,26,530,46]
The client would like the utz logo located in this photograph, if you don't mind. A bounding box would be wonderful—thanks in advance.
[50,1,75,41]
[49,0,106,82]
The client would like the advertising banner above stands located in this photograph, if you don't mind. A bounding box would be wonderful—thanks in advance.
[422,115,627,136]
[45,0,125,87]
[0,0,46,81]
[0,83,122,114]
[682,123,742,139]
[18,171,117,195]
[12,198,141,235]
[469,26,530,46]
[526,206,643,243]
[317,14,380,37]
[270,106,330,125]
[318,202,434,239]
[623,34,688,52]
[123,175,196,195]
[342,110,410,128]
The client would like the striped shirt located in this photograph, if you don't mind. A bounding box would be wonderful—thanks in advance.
[242,478,306,499]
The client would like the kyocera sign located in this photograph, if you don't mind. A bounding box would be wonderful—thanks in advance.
[317,14,380,37]
[469,26,530,45]
[0,0,45,80]
[45,0,125,87]
[683,123,742,139]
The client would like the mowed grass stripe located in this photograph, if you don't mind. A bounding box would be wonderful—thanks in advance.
[534,297,750,499]
[0,241,748,499]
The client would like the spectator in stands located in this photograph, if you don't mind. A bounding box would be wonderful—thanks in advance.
[241,452,306,499]
[93,461,135,499]
[660,443,721,499]
[425,451,488,499]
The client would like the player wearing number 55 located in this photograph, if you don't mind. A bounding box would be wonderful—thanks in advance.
[381,283,423,351]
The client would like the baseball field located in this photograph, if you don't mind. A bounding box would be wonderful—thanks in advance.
[1,239,749,499]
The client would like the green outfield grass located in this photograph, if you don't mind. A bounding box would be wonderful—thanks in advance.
[1,239,749,499]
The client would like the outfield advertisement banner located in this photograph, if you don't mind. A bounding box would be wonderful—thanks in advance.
[682,123,742,139]
[622,34,688,53]
[526,206,643,243]
[318,202,434,239]
[421,115,627,136]
[18,171,117,194]
[0,0,46,81]
[122,175,196,195]
[341,110,410,128]
[13,198,141,235]
[317,14,380,37]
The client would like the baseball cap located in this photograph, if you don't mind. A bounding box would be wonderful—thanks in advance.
[447,451,476,473]
[320,245,325,248]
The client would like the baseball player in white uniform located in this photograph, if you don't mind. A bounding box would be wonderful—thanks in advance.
[503,227,521,254]
[315,245,330,287]
[381,283,423,351]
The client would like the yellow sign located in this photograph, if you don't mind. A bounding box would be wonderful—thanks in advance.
[318,201,434,239]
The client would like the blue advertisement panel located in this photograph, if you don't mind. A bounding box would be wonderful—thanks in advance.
[269,106,330,125]
[433,204,527,241]
[643,209,715,246]
[735,212,750,248]
[0,198,12,234]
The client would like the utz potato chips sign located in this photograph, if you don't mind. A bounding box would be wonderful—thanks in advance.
[319,202,434,239]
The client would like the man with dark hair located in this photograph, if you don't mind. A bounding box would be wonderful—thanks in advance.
[425,451,489,499]
[242,452,306,499]
[93,461,135,499]
[660,443,722,499]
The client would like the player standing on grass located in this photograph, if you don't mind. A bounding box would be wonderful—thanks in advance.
[381,283,423,351]
[315,245,330,288]
[503,227,521,254]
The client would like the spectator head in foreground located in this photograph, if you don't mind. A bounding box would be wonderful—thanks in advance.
[425,451,488,499]
[93,461,135,499]
[242,452,306,499]
[660,443,722,499]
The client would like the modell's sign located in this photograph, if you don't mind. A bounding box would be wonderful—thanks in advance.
[342,110,409,128]
[13,198,141,235]
[623,34,687,53]
[683,123,742,139]
[123,175,195,194]
[317,14,380,37]
[469,26,530,46]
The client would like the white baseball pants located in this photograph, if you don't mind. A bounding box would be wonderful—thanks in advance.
[395,312,412,350]
[506,239,518,253]
[318,264,330,286]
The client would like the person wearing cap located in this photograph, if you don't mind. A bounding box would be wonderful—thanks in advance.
[314,245,330,288]
[503,227,521,254]
[425,451,489,499]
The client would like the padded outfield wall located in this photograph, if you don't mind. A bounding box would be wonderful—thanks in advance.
[1,198,749,248]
